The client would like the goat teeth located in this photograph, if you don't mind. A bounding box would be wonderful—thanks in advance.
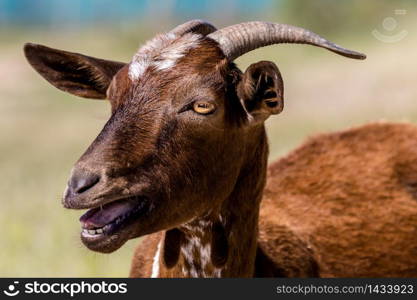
[82,228,105,235]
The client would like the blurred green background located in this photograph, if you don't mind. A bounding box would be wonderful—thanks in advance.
[1,0,416,276]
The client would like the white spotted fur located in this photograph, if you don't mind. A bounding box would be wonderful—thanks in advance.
[179,219,222,278]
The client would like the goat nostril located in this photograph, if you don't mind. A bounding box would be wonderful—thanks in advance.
[265,100,278,108]
[69,170,100,194]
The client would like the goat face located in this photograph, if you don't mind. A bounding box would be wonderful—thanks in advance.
[24,34,284,253]
[25,20,364,253]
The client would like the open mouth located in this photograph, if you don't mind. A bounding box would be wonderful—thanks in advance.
[79,196,149,239]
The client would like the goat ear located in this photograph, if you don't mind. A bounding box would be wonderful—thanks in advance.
[237,61,284,123]
[23,43,126,99]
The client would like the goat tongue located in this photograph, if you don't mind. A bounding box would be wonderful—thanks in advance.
[80,199,136,229]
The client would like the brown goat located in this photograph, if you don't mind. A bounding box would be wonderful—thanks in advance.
[24,20,416,277]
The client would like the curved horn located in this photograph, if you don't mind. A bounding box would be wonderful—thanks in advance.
[170,19,217,37]
[208,21,366,61]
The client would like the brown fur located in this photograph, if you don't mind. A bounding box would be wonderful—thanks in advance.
[130,122,417,277]
[24,29,417,278]
[262,122,417,277]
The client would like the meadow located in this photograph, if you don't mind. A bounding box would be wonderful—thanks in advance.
[1,15,416,276]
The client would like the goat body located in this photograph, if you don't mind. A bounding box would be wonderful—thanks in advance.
[131,122,417,277]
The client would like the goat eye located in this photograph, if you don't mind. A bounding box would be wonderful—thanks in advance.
[192,101,216,115]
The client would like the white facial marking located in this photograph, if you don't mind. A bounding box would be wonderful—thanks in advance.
[151,240,162,278]
[128,61,147,81]
[129,32,202,81]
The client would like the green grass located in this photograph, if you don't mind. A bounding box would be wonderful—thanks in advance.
[1,21,416,276]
